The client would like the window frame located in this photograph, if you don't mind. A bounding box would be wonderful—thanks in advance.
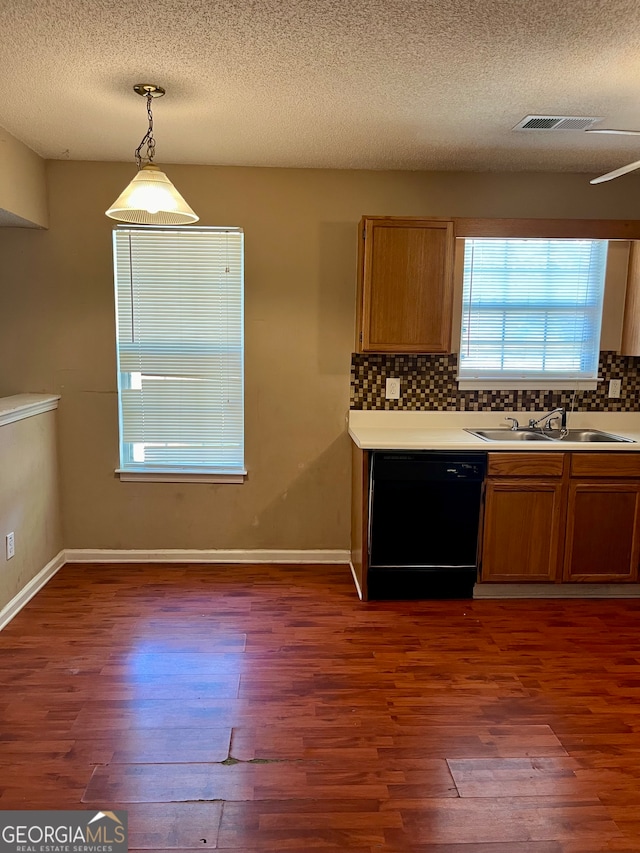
[456,236,608,391]
[112,225,246,483]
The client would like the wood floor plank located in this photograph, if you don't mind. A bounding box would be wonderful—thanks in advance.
[67,726,233,764]
[447,757,595,798]
[382,797,623,846]
[118,801,223,849]
[83,758,458,803]
[2,562,640,850]
[217,798,399,849]
[369,845,563,853]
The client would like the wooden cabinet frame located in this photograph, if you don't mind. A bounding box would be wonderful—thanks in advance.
[482,479,566,583]
[356,217,455,353]
[563,478,640,583]
[453,218,640,239]
[478,451,640,587]
[480,454,567,583]
[355,216,640,357]
[352,449,640,599]
[350,445,369,600]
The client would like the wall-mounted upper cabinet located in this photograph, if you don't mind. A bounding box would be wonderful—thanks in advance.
[621,241,640,356]
[355,216,455,353]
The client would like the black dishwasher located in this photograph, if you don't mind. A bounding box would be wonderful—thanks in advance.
[368,451,486,599]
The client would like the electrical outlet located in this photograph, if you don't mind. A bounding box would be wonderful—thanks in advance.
[609,379,621,398]
[385,377,401,400]
[6,532,15,560]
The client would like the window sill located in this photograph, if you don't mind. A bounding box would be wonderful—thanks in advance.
[116,468,247,484]
[457,379,599,392]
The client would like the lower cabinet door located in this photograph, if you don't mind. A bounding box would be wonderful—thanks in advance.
[481,480,564,582]
[564,482,640,582]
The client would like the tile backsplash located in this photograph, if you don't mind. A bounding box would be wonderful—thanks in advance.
[350,351,640,412]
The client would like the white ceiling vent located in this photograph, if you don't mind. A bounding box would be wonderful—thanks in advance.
[513,115,603,131]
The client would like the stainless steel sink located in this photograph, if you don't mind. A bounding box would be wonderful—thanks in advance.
[545,428,634,443]
[465,428,554,442]
[466,427,635,443]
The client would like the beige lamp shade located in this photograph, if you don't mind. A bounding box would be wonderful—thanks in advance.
[106,164,199,225]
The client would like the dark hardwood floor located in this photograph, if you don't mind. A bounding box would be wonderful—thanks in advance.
[2,562,640,851]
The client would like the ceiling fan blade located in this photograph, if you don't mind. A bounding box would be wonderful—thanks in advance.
[590,158,640,184]
[586,128,640,135]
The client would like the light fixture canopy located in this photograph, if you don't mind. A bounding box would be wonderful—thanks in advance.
[106,84,198,225]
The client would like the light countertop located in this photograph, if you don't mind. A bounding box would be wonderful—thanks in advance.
[349,409,640,451]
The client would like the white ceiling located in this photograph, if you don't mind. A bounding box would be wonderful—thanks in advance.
[3,0,640,175]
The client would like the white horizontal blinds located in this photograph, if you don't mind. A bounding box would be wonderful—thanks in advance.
[113,227,244,472]
[459,238,607,381]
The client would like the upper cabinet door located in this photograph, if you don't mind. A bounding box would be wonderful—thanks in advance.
[621,241,640,356]
[356,217,455,353]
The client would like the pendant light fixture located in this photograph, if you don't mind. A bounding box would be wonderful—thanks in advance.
[106,84,199,225]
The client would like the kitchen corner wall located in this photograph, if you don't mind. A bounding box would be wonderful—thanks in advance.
[350,351,640,412]
[3,163,640,553]
[0,124,48,228]
[0,409,63,612]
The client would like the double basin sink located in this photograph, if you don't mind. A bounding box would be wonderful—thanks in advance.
[466,427,635,443]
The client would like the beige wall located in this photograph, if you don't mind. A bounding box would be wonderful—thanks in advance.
[1,161,640,551]
[0,411,63,610]
[0,126,48,228]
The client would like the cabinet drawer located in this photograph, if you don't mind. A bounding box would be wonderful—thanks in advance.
[488,453,565,478]
[570,453,640,478]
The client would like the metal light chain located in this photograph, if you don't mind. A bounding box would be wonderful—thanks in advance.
[134,92,156,168]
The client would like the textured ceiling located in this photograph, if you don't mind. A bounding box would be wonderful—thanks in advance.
[2,0,640,174]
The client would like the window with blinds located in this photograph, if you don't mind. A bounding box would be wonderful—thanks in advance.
[458,238,608,389]
[113,226,245,479]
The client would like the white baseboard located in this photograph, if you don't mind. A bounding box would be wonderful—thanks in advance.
[63,548,350,565]
[0,550,66,631]
[0,549,350,630]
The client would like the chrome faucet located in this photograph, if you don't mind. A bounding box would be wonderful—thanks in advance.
[528,407,567,431]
